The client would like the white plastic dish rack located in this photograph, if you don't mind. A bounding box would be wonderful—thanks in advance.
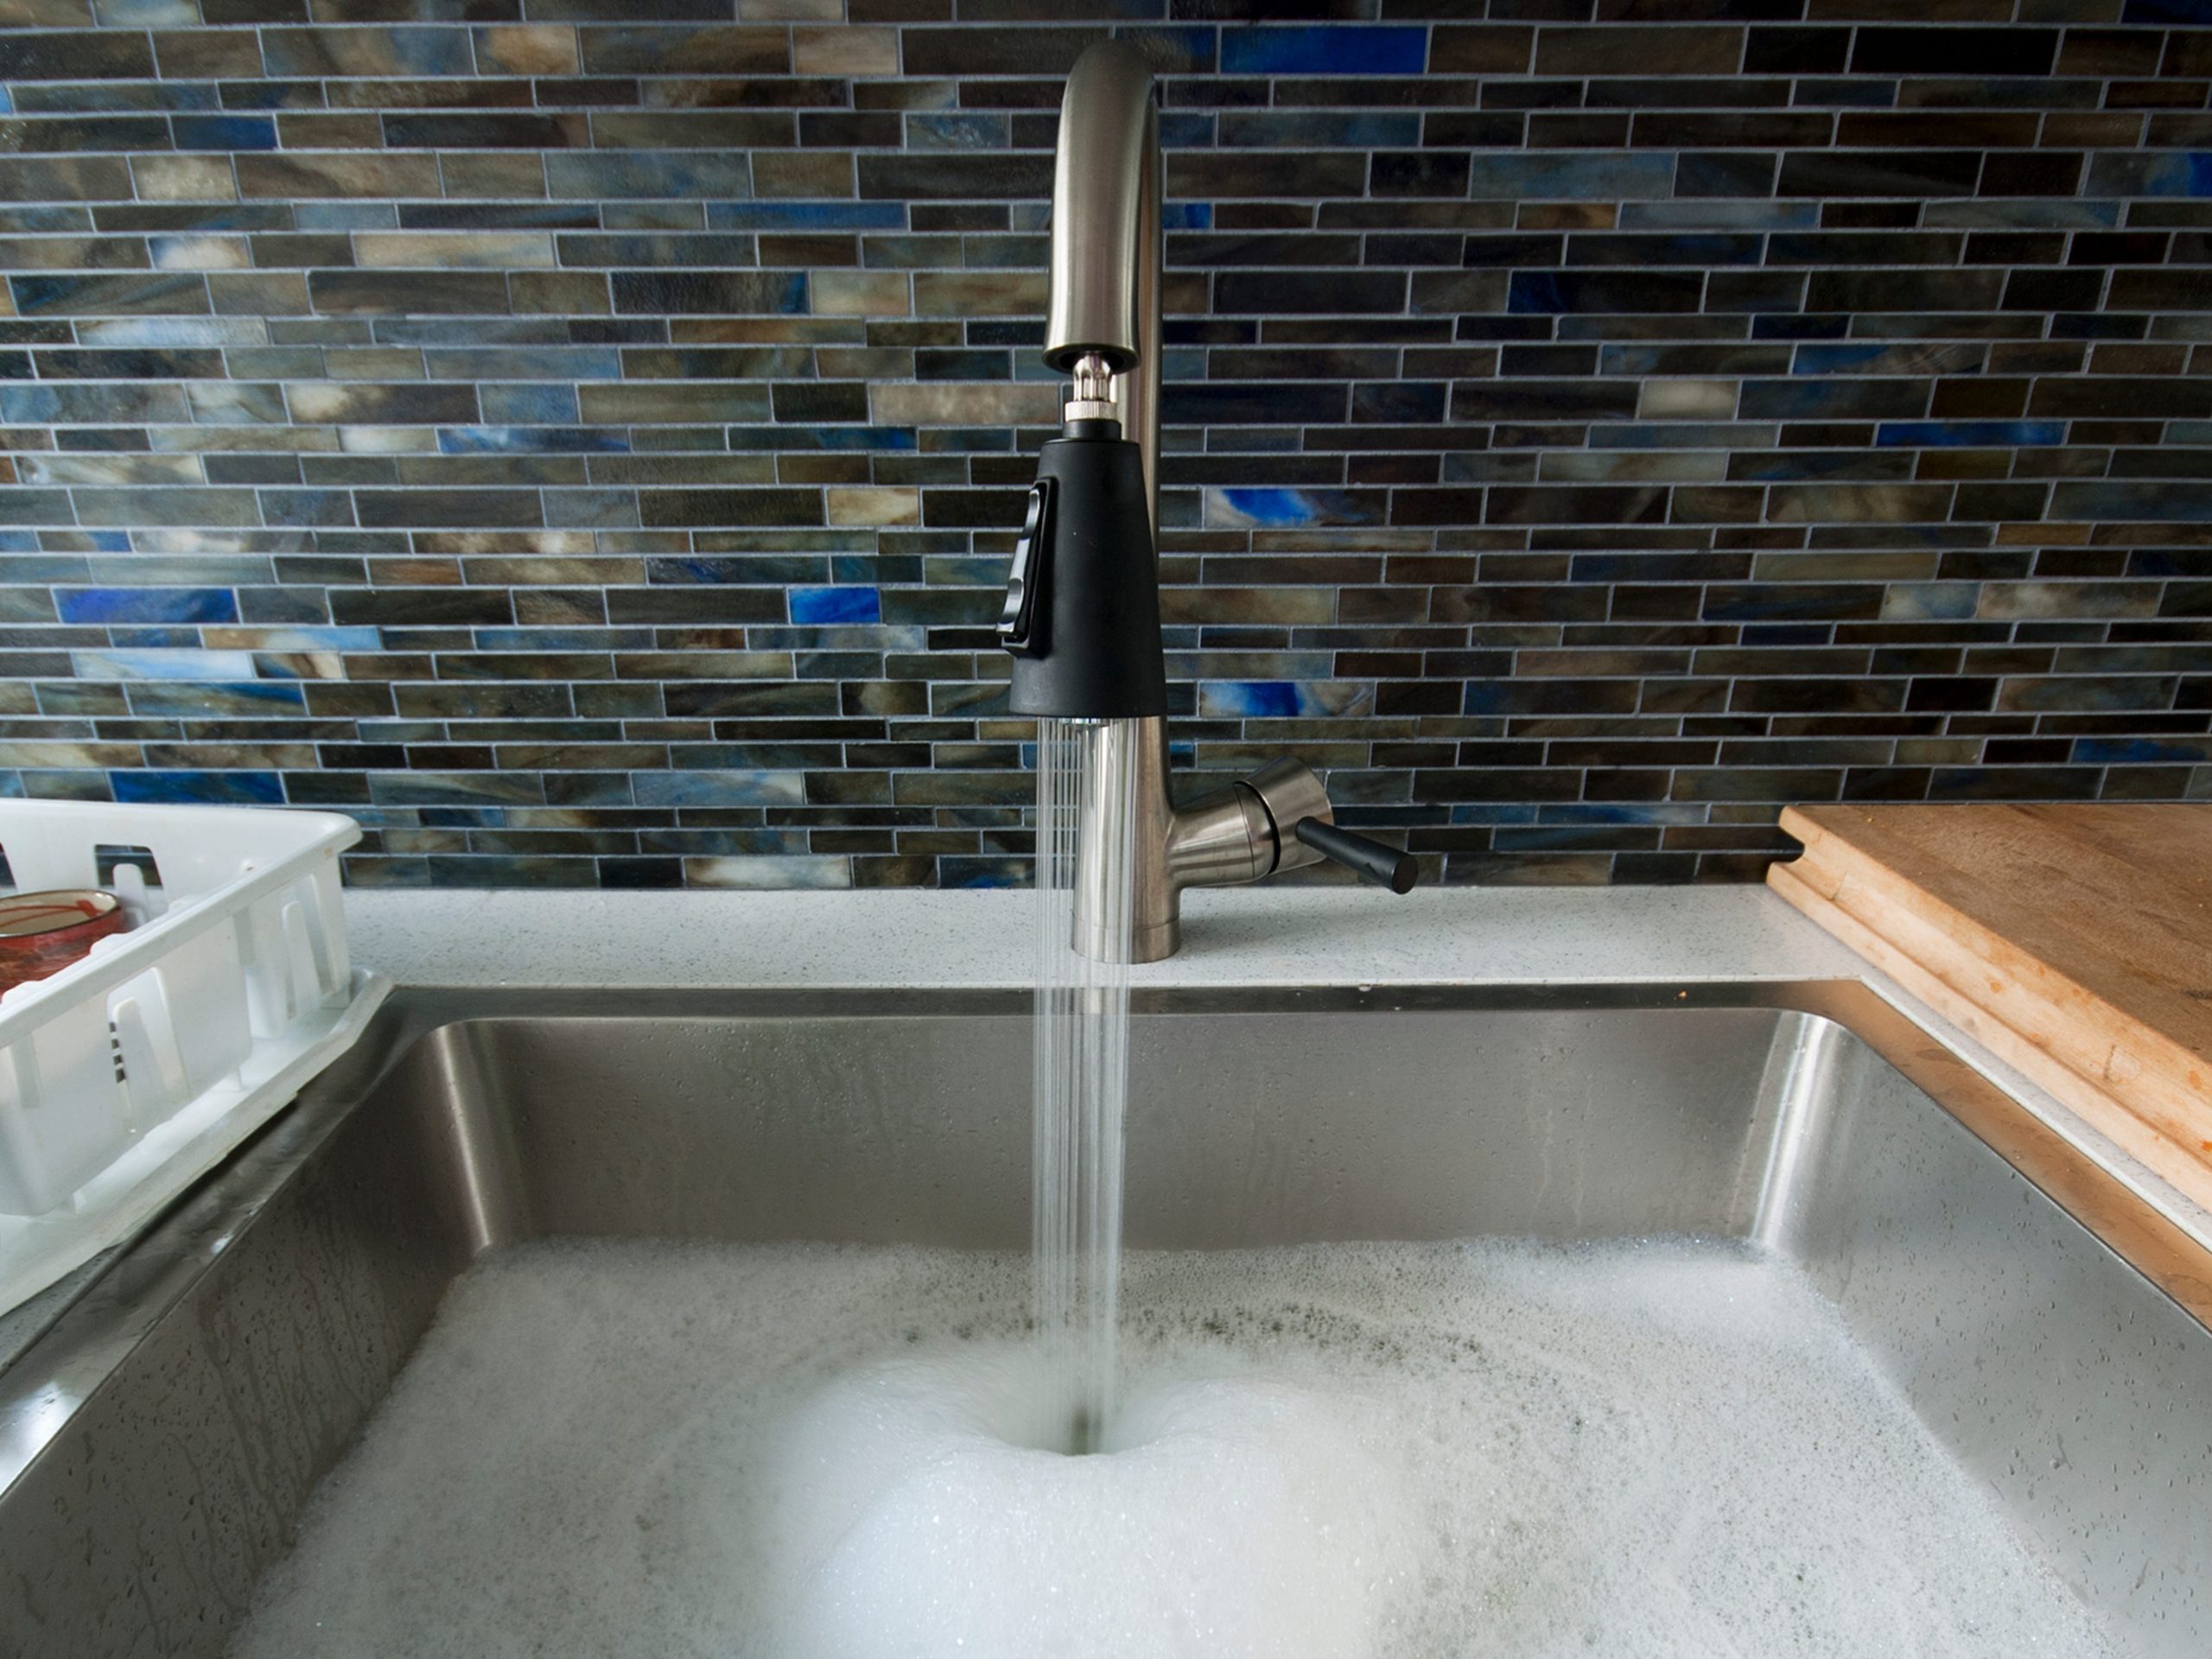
[0,799,389,1313]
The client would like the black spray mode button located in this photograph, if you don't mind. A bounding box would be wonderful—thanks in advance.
[998,478,1053,657]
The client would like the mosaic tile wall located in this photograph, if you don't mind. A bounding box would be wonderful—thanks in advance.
[1,3,2209,890]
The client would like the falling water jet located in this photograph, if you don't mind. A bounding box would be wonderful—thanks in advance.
[1032,714,1139,1452]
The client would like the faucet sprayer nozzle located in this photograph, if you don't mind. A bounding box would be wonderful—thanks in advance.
[998,413,1168,722]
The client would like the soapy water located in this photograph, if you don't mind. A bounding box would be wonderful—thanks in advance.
[230,1236,2120,1659]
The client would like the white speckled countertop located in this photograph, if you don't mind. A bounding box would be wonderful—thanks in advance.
[342,884,2212,1249]
[345,884,1864,989]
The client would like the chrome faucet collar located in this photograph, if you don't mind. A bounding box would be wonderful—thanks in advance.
[1064,353,1119,425]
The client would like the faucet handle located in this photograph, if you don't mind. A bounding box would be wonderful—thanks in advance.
[1236,758,1418,893]
[1292,818,1419,894]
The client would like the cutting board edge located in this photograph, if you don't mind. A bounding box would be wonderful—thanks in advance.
[1776,815,2212,1076]
[1768,861,2212,1212]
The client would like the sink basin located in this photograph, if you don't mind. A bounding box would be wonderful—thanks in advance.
[2,982,2205,1656]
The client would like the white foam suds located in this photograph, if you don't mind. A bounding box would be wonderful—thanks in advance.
[229,1237,2121,1659]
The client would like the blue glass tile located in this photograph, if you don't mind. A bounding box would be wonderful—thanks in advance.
[471,628,640,651]
[689,854,852,888]
[1936,200,2119,231]
[549,153,753,201]
[1622,202,1818,232]
[341,861,435,888]
[1876,422,2067,448]
[2087,151,2212,198]
[708,201,909,231]
[105,626,200,648]
[1159,112,1216,149]
[2120,0,2212,23]
[111,770,283,806]
[86,0,199,28]
[477,382,582,424]
[633,771,807,808]
[749,624,925,652]
[73,318,256,349]
[171,115,276,151]
[1792,344,1901,375]
[437,426,631,454]
[1219,487,1317,528]
[1205,486,1381,529]
[788,586,881,626]
[2075,736,2212,764]
[1471,154,1675,201]
[1219,111,1419,149]
[73,648,257,680]
[244,652,327,678]
[1491,827,1650,852]
[907,113,1005,151]
[371,775,543,808]
[1538,804,1707,825]
[1875,593,1981,628]
[126,681,307,715]
[57,587,238,625]
[1161,202,1212,231]
[2049,480,2212,520]
[1116,26,1217,73]
[941,857,1030,889]
[263,27,471,78]
[2147,148,2212,197]
[296,202,398,232]
[440,350,621,384]
[1200,681,1300,718]
[1219,25,1427,76]
[216,81,297,111]
[649,554,825,586]
[1757,314,1851,342]
[727,425,918,452]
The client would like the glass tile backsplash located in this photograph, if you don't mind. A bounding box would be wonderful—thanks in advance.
[1,4,2209,889]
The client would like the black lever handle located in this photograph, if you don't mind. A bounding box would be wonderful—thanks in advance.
[1294,818,1418,894]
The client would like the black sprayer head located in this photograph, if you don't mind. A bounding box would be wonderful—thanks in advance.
[998,416,1168,720]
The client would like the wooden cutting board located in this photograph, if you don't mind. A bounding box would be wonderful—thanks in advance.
[1769,803,2212,1211]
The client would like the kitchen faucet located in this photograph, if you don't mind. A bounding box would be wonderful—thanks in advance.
[998,40,1416,963]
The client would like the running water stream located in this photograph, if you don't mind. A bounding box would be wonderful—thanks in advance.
[1031,715,1140,1452]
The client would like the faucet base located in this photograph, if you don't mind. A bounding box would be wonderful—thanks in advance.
[1061,721,1338,964]
[1073,912,1177,964]
[1128,917,1178,964]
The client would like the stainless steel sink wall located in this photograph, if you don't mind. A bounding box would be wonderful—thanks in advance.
[0,983,2204,1657]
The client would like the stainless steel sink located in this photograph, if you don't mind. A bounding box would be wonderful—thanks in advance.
[2,982,2206,1657]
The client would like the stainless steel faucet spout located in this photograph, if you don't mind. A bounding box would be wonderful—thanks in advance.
[1047,40,1161,534]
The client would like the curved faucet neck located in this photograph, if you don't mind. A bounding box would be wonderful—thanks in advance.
[1046,41,1161,540]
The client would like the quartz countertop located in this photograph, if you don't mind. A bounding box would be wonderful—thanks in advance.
[342,883,2212,1249]
[343,883,1860,991]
